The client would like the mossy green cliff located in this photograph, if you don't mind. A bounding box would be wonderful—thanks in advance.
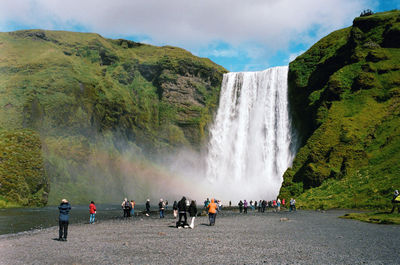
[0,30,226,206]
[280,10,400,210]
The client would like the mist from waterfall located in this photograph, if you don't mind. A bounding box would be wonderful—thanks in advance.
[205,66,295,202]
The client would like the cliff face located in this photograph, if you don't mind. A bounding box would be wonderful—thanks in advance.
[280,10,400,209]
[0,30,226,206]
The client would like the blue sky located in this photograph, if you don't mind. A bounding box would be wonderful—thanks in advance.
[1,0,399,72]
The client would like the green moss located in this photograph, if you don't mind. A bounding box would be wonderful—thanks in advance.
[341,212,400,225]
[280,10,400,210]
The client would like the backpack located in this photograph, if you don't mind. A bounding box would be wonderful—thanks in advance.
[124,201,131,209]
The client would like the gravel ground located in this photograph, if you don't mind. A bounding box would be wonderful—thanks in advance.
[0,209,399,265]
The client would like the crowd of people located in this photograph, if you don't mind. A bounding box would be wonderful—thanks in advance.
[121,198,136,217]
[236,198,296,213]
[56,189,399,241]
[56,196,296,241]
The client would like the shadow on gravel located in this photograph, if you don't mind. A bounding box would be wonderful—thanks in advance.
[52,238,65,241]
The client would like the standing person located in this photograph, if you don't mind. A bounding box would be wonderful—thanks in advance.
[250,200,254,211]
[121,198,131,217]
[258,200,262,212]
[145,199,151,216]
[390,190,400,213]
[188,200,197,229]
[244,200,248,214]
[177,196,188,228]
[273,200,277,212]
[165,200,169,211]
[229,201,232,207]
[290,198,296,212]
[207,198,218,226]
[282,198,286,208]
[277,198,281,212]
[58,199,71,241]
[262,200,266,213]
[130,200,136,217]
[204,198,210,212]
[173,200,178,218]
[238,200,243,213]
[217,200,222,211]
[159,198,165,218]
[89,201,96,224]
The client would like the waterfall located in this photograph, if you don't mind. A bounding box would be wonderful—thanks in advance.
[205,66,295,201]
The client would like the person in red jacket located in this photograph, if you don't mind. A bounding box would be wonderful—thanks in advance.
[89,201,96,224]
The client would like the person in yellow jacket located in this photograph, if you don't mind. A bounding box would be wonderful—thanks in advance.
[207,198,218,226]
[390,190,400,213]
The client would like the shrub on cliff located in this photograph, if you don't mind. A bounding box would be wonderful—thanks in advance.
[0,130,49,207]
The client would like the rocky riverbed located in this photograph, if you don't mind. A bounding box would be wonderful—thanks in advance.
[0,210,399,264]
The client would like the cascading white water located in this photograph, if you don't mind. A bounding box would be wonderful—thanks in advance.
[206,66,295,201]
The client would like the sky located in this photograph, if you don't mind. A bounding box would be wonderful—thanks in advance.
[0,0,399,72]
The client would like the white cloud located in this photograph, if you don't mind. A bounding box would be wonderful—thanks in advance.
[0,0,372,45]
[0,0,378,70]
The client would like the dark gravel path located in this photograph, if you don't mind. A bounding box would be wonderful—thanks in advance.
[0,210,399,264]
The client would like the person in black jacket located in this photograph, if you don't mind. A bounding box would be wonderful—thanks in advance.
[172,201,178,218]
[121,198,131,217]
[145,199,150,216]
[58,199,71,241]
[188,200,197,229]
[159,198,165,218]
[262,200,267,213]
[177,197,188,228]
[238,200,243,213]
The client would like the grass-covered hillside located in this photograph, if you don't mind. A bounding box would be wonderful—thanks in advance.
[280,10,400,210]
[0,30,227,206]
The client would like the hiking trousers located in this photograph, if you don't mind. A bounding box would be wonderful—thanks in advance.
[209,213,216,225]
[178,212,187,224]
[59,220,68,239]
[390,203,400,213]
[123,209,130,217]
[89,213,95,224]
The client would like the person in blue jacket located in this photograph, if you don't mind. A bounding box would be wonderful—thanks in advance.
[58,199,71,241]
